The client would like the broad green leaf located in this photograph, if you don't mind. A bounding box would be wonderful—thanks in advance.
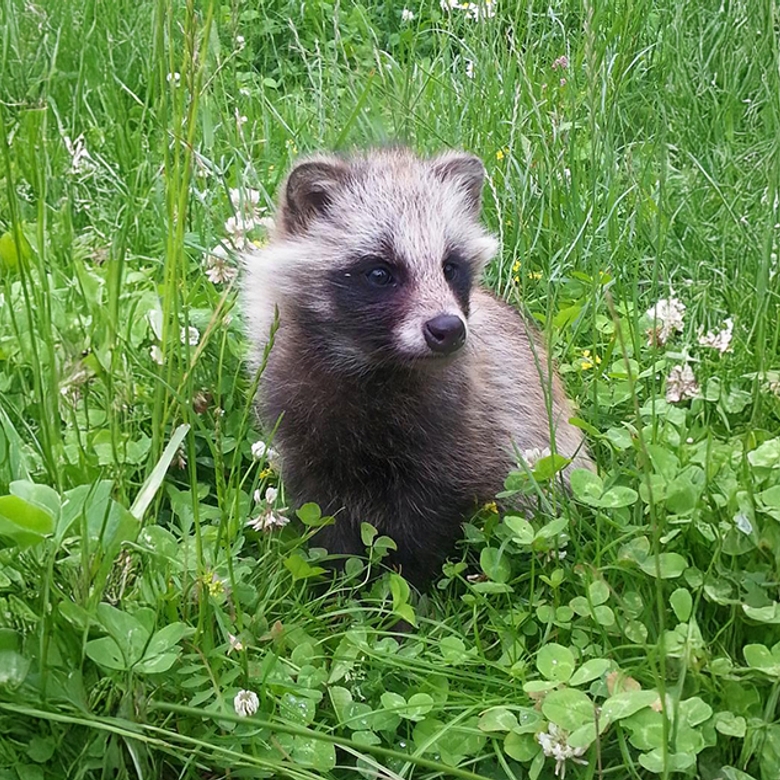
[569,468,603,505]
[291,736,336,771]
[0,495,55,549]
[679,696,712,727]
[513,707,544,735]
[96,604,148,665]
[478,707,518,732]
[328,686,352,723]
[85,636,127,671]
[135,652,178,674]
[328,636,361,684]
[569,658,611,687]
[670,588,693,622]
[744,643,780,674]
[534,516,568,540]
[541,688,594,731]
[747,439,780,469]
[283,554,326,581]
[280,693,316,726]
[588,580,609,605]
[504,515,534,545]
[380,691,406,713]
[600,691,660,725]
[352,730,381,746]
[439,636,474,664]
[504,731,539,762]
[536,643,575,683]
[480,547,511,583]
[593,605,615,626]
[599,485,639,508]
[638,552,688,579]
[743,603,780,624]
[0,648,30,689]
[296,503,322,526]
[714,711,747,738]
[144,622,193,659]
[404,693,434,720]
[639,749,695,773]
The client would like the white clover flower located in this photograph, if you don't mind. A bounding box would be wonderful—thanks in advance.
[235,34,246,48]
[229,187,261,211]
[665,364,700,403]
[204,243,238,284]
[265,486,279,504]
[698,317,734,354]
[536,722,588,778]
[251,441,270,460]
[464,0,496,20]
[180,326,200,346]
[734,512,753,535]
[150,345,164,365]
[234,689,259,717]
[247,510,289,532]
[520,446,551,469]
[401,8,415,21]
[166,72,181,85]
[646,297,686,346]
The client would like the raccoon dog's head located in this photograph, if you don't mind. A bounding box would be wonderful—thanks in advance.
[244,148,498,373]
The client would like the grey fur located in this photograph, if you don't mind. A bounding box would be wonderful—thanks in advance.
[241,147,592,587]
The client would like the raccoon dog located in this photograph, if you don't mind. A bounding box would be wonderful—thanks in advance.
[241,148,591,588]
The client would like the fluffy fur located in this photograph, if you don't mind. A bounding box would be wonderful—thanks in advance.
[241,147,592,587]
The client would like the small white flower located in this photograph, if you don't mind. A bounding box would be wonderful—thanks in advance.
[465,58,475,78]
[440,0,461,9]
[734,512,753,535]
[150,345,164,365]
[204,243,238,284]
[228,633,244,652]
[247,510,289,532]
[464,0,496,20]
[180,326,200,346]
[166,72,181,85]
[251,441,269,460]
[234,689,259,717]
[536,722,588,778]
[229,187,261,211]
[265,486,279,504]
[520,446,551,469]
[698,317,734,354]
[665,364,700,403]
[646,297,686,346]
[401,8,415,21]
[235,34,245,48]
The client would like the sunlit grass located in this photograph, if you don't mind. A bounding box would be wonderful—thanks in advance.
[1,0,779,777]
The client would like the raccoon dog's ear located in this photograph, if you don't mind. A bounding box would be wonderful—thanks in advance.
[280,156,349,235]
[429,151,486,216]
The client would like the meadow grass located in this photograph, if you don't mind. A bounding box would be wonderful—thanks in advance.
[1,0,779,777]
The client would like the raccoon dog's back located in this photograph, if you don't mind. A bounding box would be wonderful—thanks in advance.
[241,147,591,588]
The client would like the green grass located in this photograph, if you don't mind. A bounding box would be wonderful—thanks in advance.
[1,0,780,777]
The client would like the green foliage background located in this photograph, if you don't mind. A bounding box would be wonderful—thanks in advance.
[0,0,779,778]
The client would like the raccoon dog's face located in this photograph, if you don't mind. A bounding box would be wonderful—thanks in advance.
[254,149,498,372]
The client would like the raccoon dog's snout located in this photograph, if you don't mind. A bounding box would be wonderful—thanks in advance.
[423,314,466,354]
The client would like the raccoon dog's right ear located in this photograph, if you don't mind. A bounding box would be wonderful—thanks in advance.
[280,156,350,235]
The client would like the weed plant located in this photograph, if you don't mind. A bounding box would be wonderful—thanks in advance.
[1,0,780,778]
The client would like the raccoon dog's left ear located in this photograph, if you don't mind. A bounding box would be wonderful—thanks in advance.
[429,151,486,217]
[280,155,350,235]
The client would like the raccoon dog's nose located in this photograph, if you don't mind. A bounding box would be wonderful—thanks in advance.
[423,315,466,354]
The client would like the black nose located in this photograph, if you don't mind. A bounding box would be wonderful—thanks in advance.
[423,315,466,354]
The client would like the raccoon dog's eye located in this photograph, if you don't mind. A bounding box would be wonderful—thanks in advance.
[443,260,460,281]
[365,265,395,288]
